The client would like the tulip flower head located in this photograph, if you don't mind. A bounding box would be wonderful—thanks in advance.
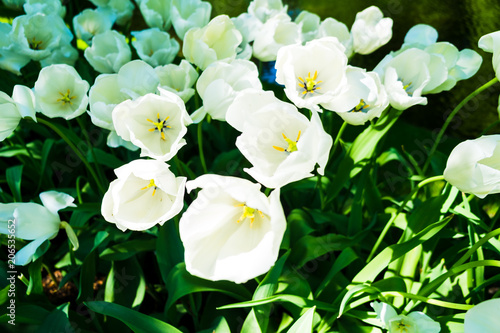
[102,159,187,231]
[0,85,36,141]
[351,6,393,55]
[112,88,192,161]
[179,175,287,283]
[371,301,441,333]
[34,64,90,120]
[464,298,500,333]
[443,135,500,198]
[84,30,131,73]
[155,60,199,103]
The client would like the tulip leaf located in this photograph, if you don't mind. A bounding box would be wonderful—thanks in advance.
[105,258,146,310]
[86,147,124,168]
[286,306,316,333]
[325,108,403,206]
[351,214,453,285]
[27,258,43,295]
[77,231,109,302]
[36,303,73,333]
[241,309,263,333]
[315,247,359,298]
[157,220,184,284]
[198,316,231,333]
[0,145,31,157]
[6,165,23,202]
[217,294,337,312]
[100,239,156,261]
[85,301,182,333]
[165,263,252,310]
[0,304,50,325]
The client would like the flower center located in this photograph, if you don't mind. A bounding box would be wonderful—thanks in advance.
[56,89,76,106]
[29,36,43,50]
[389,317,414,333]
[349,99,370,113]
[298,71,322,95]
[235,203,264,225]
[147,112,171,141]
[273,131,301,153]
[141,179,158,196]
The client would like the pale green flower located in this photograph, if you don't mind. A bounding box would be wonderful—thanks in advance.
[155,60,199,103]
[171,0,211,40]
[73,8,116,45]
[182,15,242,70]
[84,30,131,73]
[0,22,31,75]
[139,0,173,31]
[317,17,353,57]
[464,299,500,333]
[179,174,286,284]
[39,43,79,67]
[0,85,36,142]
[34,64,90,120]
[10,13,73,61]
[131,28,180,67]
[248,0,287,24]
[24,0,66,18]
[295,10,320,42]
[90,0,134,25]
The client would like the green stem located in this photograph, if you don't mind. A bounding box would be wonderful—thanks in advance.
[197,122,208,173]
[37,118,106,195]
[328,121,348,162]
[366,175,445,262]
[76,117,106,187]
[422,77,499,173]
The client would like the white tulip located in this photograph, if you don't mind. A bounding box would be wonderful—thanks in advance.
[226,89,332,188]
[155,60,199,103]
[88,60,159,150]
[170,0,212,40]
[443,135,500,199]
[248,0,287,24]
[374,48,435,110]
[295,10,321,42]
[139,0,172,31]
[351,6,393,55]
[317,17,353,57]
[325,66,389,125]
[0,85,36,142]
[84,30,131,73]
[90,0,134,26]
[252,12,301,62]
[24,0,66,18]
[479,30,500,80]
[464,299,500,333]
[39,43,79,67]
[0,191,75,265]
[275,37,348,112]
[112,88,192,161]
[73,8,117,45]
[34,64,90,120]
[182,15,242,70]
[179,174,286,283]
[10,13,73,61]
[131,28,180,67]
[371,301,441,333]
[0,22,31,75]
[101,159,186,231]
[192,60,262,122]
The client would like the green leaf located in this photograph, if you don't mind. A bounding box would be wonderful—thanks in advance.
[85,301,183,333]
[198,316,231,333]
[217,294,337,312]
[0,304,49,324]
[315,247,358,298]
[100,239,156,261]
[351,214,453,285]
[290,233,363,268]
[77,231,108,302]
[6,165,23,202]
[27,258,43,295]
[0,145,30,157]
[286,306,316,333]
[165,263,252,310]
[87,147,124,169]
[104,257,146,309]
[241,309,263,333]
[156,220,184,284]
[38,138,55,188]
[36,303,74,333]
[326,108,403,206]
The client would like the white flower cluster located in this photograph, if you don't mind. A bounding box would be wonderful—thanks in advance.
[0,0,487,295]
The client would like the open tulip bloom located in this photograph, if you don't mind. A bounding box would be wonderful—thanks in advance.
[371,301,441,333]
[179,174,286,284]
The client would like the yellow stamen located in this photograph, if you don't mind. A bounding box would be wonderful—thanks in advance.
[235,203,264,226]
[298,71,322,95]
[29,36,43,50]
[273,131,301,153]
[141,179,158,196]
[349,99,370,113]
[147,112,171,140]
[56,89,76,106]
